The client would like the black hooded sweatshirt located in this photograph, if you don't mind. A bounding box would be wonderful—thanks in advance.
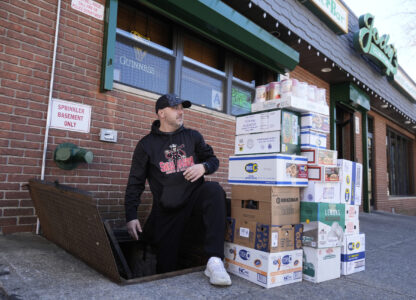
[124,120,219,222]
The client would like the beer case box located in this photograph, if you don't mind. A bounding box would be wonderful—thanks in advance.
[344,205,360,235]
[224,242,303,288]
[344,216,359,235]
[251,94,329,116]
[300,113,330,133]
[307,165,340,182]
[300,202,345,248]
[235,131,281,155]
[345,205,359,221]
[300,182,341,204]
[337,159,363,206]
[303,246,341,283]
[228,154,308,187]
[231,185,300,226]
[235,110,281,135]
[232,219,297,253]
[341,233,365,275]
[300,148,338,166]
[300,130,327,149]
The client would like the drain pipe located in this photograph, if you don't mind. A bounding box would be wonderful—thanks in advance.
[37,0,62,234]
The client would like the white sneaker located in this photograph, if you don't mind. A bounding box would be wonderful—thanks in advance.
[204,257,232,286]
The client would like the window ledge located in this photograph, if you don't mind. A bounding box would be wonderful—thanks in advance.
[388,196,416,200]
[113,83,235,122]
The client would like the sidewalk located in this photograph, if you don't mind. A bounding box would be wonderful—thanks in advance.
[1,211,415,300]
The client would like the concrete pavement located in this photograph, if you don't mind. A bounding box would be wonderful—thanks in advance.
[0,211,415,300]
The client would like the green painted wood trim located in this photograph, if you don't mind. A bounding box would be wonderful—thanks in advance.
[137,0,299,73]
[361,111,370,212]
[331,83,370,111]
[100,0,118,91]
[330,89,336,150]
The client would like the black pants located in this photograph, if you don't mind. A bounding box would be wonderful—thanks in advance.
[144,181,226,274]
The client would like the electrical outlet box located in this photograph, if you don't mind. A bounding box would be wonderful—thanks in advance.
[100,129,117,143]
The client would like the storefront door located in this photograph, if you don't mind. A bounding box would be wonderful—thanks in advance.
[335,104,355,161]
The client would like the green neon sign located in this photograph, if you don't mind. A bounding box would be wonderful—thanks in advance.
[353,14,398,78]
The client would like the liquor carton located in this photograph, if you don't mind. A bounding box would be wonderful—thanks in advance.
[228,154,308,186]
[341,233,365,275]
[300,202,345,248]
[235,110,281,135]
[338,159,363,205]
[224,242,303,288]
[235,131,281,155]
[300,130,327,149]
[301,113,329,133]
[300,181,341,203]
[303,246,341,283]
[231,185,300,226]
[308,165,340,182]
[300,148,338,166]
[233,219,296,253]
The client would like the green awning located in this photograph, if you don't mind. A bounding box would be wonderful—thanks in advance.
[137,0,299,73]
[331,82,370,111]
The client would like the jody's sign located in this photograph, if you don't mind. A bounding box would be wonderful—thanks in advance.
[353,13,398,78]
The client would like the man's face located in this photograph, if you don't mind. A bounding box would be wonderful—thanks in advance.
[159,104,184,130]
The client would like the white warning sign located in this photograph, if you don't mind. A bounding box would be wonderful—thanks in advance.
[49,98,91,133]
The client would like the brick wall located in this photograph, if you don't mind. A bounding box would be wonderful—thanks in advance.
[368,110,416,213]
[0,0,236,234]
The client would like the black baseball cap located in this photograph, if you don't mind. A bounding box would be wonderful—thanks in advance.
[155,93,192,113]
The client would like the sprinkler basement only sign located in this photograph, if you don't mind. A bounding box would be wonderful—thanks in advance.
[49,98,91,133]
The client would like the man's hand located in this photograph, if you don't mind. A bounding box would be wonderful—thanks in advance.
[183,163,205,182]
[126,219,142,240]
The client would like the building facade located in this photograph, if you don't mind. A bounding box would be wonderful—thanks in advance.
[1,0,415,234]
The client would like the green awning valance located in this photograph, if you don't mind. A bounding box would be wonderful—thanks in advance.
[138,0,299,73]
[331,82,370,111]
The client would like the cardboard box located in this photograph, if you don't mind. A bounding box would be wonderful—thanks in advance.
[308,165,340,182]
[235,131,281,155]
[224,242,303,288]
[300,148,338,166]
[344,205,359,235]
[231,185,300,226]
[303,246,341,283]
[300,182,341,203]
[341,233,365,275]
[233,219,296,252]
[338,159,363,205]
[344,217,359,235]
[280,110,300,154]
[300,202,345,248]
[300,130,327,149]
[251,94,329,115]
[301,113,329,133]
[345,205,359,221]
[236,110,281,135]
[228,154,308,186]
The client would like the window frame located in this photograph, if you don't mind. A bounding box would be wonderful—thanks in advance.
[102,0,283,116]
[386,127,413,196]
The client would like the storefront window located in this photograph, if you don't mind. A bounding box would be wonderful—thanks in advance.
[386,128,412,195]
[180,61,225,110]
[114,32,172,95]
[112,1,277,115]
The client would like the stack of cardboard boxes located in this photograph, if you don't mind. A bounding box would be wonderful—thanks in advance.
[338,160,366,276]
[225,78,365,287]
[226,97,308,288]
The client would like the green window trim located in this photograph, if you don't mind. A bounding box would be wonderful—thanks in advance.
[101,0,118,91]
[100,0,299,91]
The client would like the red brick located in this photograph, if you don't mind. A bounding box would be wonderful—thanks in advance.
[0,2,25,17]
[0,200,19,207]
[4,208,34,216]
[19,216,38,225]
[0,218,17,226]
[2,224,35,234]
